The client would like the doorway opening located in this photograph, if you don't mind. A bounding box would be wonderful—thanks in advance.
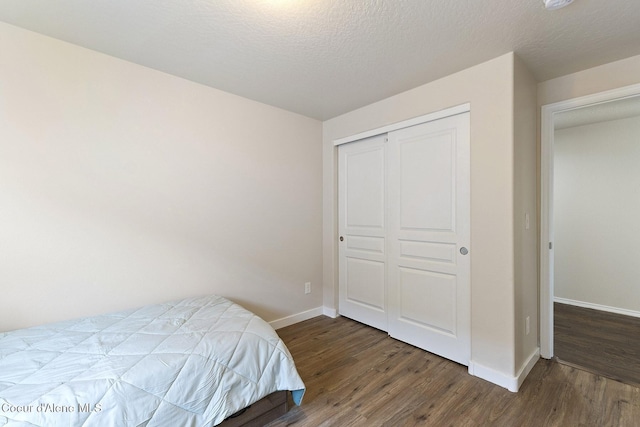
[540,84,640,386]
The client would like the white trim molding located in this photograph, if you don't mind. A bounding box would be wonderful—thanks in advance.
[269,306,325,330]
[333,103,470,146]
[323,307,338,318]
[468,348,539,393]
[539,82,640,360]
[468,362,517,392]
[515,348,540,391]
[555,297,640,319]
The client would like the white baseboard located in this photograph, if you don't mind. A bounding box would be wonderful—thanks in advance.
[515,348,540,391]
[468,348,539,393]
[269,306,328,330]
[323,307,338,318]
[554,297,640,319]
[468,362,518,392]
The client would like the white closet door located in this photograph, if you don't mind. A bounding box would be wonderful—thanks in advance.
[338,135,388,331]
[387,112,470,365]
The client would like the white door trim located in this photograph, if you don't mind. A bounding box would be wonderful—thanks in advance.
[333,103,470,146]
[540,83,640,359]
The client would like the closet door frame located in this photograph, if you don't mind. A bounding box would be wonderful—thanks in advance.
[333,104,470,147]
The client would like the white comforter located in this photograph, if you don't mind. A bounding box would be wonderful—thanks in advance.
[0,295,305,426]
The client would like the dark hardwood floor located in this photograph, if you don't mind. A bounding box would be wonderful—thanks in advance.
[268,315,640,427]
[555,302,640,388]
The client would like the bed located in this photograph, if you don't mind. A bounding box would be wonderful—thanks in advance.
[0,295,305,426]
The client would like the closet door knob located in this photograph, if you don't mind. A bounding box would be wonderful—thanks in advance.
[460,247,468,255]
[339,236,344,242]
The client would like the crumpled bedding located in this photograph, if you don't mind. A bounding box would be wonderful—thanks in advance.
[0,295,305,426]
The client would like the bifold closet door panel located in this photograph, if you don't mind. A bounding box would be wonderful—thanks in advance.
[338,135,388,331]
[387,112,471,366]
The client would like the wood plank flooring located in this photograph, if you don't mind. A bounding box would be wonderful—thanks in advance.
[268,315,640,427]
[555,302,640,388]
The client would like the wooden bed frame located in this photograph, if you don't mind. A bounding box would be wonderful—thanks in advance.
[218,391,289,427]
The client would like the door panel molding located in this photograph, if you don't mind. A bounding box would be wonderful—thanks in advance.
[338,110,470,366]
[338,135,388,332]
[387,113,470,365]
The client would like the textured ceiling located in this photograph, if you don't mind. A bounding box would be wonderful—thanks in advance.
[1,0,639,120]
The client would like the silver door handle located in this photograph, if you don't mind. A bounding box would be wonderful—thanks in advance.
[460,247,468,255]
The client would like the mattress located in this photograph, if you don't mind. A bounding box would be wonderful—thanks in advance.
[0,295,305,426]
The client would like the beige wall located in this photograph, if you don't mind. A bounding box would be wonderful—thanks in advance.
[513,56,539,374]
[538,54,640,107]
[323,53,519,377]
[0,23,323,332]
[554,116,640,312]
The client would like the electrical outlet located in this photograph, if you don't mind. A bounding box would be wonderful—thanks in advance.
[305,282,311,294]
[525,316,530,335]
